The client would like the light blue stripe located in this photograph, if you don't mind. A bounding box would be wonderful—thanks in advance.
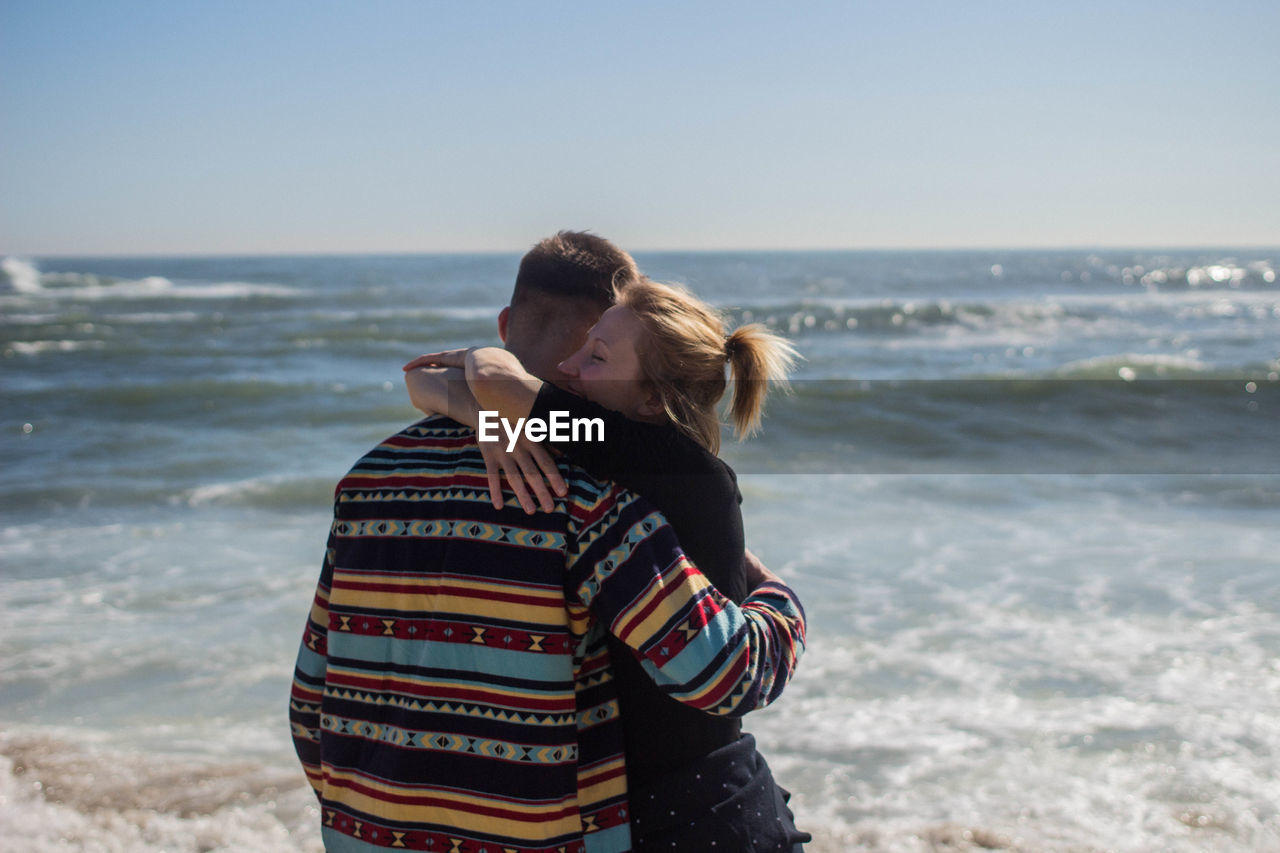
[642,606,744,692]
[293,641,328,679]
[584,822,633,853]
[327,632,574,686]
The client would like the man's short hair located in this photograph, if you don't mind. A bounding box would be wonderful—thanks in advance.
[511,231,640,312]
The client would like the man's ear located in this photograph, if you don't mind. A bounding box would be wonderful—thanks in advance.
[497,306,510,343]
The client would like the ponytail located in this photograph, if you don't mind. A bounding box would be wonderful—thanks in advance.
[725,324,798,440]
[618,278,799,453]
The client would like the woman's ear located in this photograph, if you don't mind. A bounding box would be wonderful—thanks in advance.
[634,388,664,420]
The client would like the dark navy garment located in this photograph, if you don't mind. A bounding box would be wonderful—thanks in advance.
[629,734,811,852]
[531,384,748,780]
[530,385,809,850]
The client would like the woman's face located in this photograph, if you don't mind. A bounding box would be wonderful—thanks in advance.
[557,305,659,420]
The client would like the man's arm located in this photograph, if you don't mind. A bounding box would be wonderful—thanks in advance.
[567,487,806,716]
[289,528,337,799]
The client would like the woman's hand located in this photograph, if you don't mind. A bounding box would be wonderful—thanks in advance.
[744,548,782,590]
[405,347,561,511]
[477,435,567,514]
[403,349,473,371]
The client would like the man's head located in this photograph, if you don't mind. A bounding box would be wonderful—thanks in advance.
[499,231,639,382]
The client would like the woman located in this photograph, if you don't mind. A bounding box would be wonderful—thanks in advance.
[404,277,809,851]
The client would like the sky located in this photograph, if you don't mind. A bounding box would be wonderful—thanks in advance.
[2,0,1278,255]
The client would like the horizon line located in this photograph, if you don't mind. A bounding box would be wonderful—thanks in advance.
[5,243,1279,261]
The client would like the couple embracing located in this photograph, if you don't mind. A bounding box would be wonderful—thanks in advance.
[290,231,811,852]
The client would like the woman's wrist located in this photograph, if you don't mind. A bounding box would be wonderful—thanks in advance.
[405,365,480,427]
[465,348,540,418]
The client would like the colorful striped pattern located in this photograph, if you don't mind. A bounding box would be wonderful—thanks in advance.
[290,418,806,852]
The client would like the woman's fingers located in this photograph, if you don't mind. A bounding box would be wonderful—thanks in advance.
[476,440,562,515]
[527,442,567,498]
[403,349,470,371]
[402,354,441,370]
[479,443,532,512]
[477,443,505,509]
[502,453,538,514]
[511,443,556,513]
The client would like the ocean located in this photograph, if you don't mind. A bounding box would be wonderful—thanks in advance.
[2,249,1277,851]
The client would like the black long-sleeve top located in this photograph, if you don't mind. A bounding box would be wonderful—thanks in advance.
[529,383,748,786]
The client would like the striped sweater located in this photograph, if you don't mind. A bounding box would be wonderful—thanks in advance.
[289,418,807,853]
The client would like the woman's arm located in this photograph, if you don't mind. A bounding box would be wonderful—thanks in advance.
[406,347,678,484]
[407,351,760,603]
[465,347,542,420]
[404,365,481,427]
[404,352,564,513]
[404,347,541,421]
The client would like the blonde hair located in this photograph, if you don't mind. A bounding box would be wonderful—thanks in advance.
[616,278,798,454]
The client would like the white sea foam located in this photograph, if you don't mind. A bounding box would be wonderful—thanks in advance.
[179,476,285,507]
[175,474,331,508]
[100,311,202,323]
[0,732,321,853]
[1054,351,1210,379]
[1,257,303,301]
[4,251,1277,852]
[6,340,106,356]
[1,257,44,293]
[1123,259,1276,291]
[0,312,66,324]
[57,277,302,300]
[736,473,1280,851]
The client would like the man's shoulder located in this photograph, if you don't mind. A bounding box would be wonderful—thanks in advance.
[335,417,475,490]
[559,458,664,536]
[360,416,474,458]
[337,417,660,522]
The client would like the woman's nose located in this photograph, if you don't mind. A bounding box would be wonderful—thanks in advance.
[557,349,582,377]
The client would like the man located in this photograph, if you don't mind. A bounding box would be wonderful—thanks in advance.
[289,231,806,853]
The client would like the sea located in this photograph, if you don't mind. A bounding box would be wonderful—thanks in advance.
[2,249,1278,852]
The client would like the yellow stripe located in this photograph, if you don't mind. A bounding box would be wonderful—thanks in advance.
[620,559,712,642]
[309,599,328,626]
[567,602,593,637]
[330,571,569,625]
[330,589,567,625]
[308,584,331,625]
[322,766,581,838]
[468,576,558,597]
[578,756,627,804]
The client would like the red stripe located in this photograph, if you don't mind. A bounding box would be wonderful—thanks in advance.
[617,561,717,641]
[578,761,626,788]
[344,570,558,595]
[382,431,473,448]
[697,647,750,709]
[340,473,491,491]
